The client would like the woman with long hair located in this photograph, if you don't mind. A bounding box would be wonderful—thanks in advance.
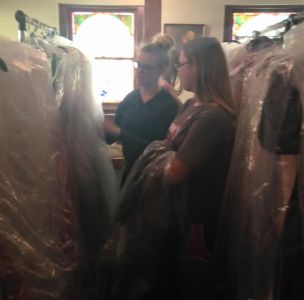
[108,37,235,300]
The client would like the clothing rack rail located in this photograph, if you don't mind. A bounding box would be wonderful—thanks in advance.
[15,10,58,43]
[292,12,304,25]
[257,11,304,37]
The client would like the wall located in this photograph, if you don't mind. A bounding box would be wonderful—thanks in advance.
[1,0,303,41]
[0,0,144,41]
[162,0,304,41]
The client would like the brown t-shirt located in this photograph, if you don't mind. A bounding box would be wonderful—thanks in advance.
[167,98,235,251]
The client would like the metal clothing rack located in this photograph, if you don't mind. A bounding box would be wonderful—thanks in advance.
[15,10,58,43]
[256,11,304,37]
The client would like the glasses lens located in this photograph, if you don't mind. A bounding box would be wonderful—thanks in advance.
[175,61,189,69]
[134,61,159,71]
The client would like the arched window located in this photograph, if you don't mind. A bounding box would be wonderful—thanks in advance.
[59,4,144,113]
[224,5,304,43]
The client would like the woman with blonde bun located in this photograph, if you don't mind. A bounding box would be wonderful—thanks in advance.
[153,33,182,98]
[104,37,179,185]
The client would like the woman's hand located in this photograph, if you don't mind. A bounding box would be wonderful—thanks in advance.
[164,155,192,184]
[103,120,121,139]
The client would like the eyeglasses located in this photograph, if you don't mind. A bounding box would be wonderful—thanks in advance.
[174,61,190,69]
[133,61,160,72]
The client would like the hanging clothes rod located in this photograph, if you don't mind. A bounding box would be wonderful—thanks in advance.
[257,11,304,37]
[15,10,58,42]
[291,12,304,25]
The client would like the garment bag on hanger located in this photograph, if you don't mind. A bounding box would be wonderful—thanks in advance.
[0,36,80,299]
[215,36,301,298]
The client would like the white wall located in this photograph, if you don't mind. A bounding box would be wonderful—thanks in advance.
[0,0,144,41]
[162,0,304,41]
[1,0,303,41]
[0,1,302,102]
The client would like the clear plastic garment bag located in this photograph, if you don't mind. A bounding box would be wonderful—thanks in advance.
[0,32,118,298]
[215,24,304,300]
[26,36,119,297]
[0,36,80,299]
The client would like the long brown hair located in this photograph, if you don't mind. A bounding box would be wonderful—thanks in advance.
[183,37,236,115]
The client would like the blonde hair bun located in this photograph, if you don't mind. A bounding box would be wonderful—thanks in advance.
[152,34,175,51]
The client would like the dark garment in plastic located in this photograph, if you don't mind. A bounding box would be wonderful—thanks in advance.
[111,141,189,299]
[258,71,302,155]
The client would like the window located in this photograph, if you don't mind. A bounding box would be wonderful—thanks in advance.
[59,4,144,114]
[223,5,304,43]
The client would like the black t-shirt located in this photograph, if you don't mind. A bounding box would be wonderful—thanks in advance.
[167,99,235,251]
[258,71,302,155]
[114,88,179,174]
[257,71,304,299]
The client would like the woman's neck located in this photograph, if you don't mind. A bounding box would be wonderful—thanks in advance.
[140,85,161,103]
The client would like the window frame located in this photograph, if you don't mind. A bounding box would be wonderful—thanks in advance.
[223,5,304,42]
[59,4,144,116]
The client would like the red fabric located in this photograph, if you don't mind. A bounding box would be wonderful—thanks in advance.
[184,224,212,262]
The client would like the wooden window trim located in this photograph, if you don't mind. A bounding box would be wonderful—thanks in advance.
[144,0,161,41]
[59,4,144,116]
[223,5,304,42]
[58,2,163,116]
[59,4,144,47]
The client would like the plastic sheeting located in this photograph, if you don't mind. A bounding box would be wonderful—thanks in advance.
[221,42,247,72]
[27,37,118,296]
[215,25,304,300]
[0,36,80,299]
[0,34,118,298]
[226,41,278,115]
[52,43,117,257]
